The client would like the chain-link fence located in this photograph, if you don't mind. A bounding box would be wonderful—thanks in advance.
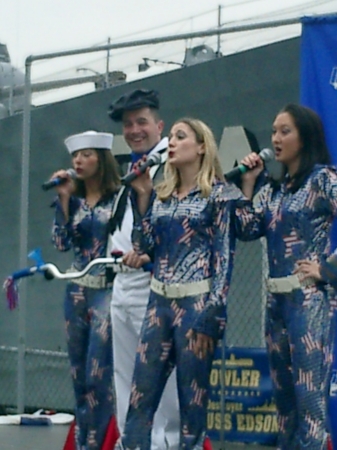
[0,236,269,413]
[0,129,270,412]
[0,346,73,412]
[0,27,291,416]
[227,239,267,348]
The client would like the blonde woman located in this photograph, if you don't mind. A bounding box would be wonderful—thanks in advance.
[116,118,243,450]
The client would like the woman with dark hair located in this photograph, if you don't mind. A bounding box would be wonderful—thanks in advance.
[115,118,243,450]
[235,103,337,449]
[51,131,120,450]
[269,103,331,191]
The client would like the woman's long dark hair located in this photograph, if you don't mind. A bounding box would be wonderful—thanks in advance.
[274,103,331,192]
[73,148,121,199]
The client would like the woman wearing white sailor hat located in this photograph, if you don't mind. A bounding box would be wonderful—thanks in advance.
[50,130,120,450]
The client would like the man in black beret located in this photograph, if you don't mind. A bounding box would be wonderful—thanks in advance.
[108,88,160,122]
[108,89,164,158]
[108,89,180,450]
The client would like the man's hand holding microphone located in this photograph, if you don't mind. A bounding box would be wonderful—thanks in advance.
[125,154,159,216]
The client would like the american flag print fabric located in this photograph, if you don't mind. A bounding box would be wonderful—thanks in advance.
[116,292,216,450]
[52,194,118,450]
[132,181,244,340]
[52,195,117,275]
[64,283,115,450]
[320,247,337,291]
[115,181,243,450]
[235,165,337,449]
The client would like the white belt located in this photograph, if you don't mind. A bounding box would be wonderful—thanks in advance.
[150,277,211,299]
[266,274,316,294]
[108,263,138,274]
[67,269,108,289]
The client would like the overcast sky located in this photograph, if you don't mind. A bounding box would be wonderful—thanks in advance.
[1,0,336,104]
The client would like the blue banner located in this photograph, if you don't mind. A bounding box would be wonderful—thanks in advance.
[207,347,277,445]
[300,14,337,164]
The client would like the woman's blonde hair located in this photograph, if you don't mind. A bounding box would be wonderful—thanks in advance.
[156,118,224,201]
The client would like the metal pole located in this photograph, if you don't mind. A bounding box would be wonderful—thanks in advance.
[8,67,14,115]
[105,37,111,88]
[260,237,268,345]
[25,13,321,64]
[17,60,32,413]
[219,334,226,449]
[0,72,113,98]
[217,5,222,57]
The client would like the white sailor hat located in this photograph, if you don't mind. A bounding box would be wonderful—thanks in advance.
[64,131,114,154]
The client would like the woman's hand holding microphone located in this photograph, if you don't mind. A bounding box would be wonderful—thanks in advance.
[49,169,75,222]
[239,153,264,200]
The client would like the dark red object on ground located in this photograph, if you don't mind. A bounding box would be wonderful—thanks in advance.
[62,417,213,450]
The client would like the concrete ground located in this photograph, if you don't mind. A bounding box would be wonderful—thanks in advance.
[0,425,275,450]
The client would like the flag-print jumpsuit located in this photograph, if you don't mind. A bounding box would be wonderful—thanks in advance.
[52,194,117,450]
[234,165,337,450]
[320,248,337,449]
[116,181,243,450]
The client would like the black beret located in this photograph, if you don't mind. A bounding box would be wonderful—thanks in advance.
[108,89,160,122]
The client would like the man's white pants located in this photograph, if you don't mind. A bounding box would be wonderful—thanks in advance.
[111,299,180,450]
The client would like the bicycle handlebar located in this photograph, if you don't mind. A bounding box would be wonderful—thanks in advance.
[10,256,153,281]
[4,250,153,310]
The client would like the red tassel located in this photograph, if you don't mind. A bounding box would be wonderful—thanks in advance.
[203,436,213,450]
[328,434,333,450]
[62,416,119,450]
[62,421,75,450]
[3,277,19,310]
[102,416,120,450]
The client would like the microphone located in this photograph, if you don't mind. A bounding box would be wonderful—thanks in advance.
[121,153,162,185]
[224,148,274,181]
[42,169,77,191]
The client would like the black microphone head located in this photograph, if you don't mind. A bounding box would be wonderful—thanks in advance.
[259,148,274,163]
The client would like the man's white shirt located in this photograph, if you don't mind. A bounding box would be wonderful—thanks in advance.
[108,137,168,306]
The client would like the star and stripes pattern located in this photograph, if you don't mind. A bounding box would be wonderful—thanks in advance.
[64,282,116,450]
[132,181,244,339]
[52,194,117,276]
[52,193,118,450]
[117,181,243,450]
[235,165,337,450]
[116,292,216,450]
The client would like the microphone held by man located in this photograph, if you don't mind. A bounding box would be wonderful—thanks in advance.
[121,153,162,185]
